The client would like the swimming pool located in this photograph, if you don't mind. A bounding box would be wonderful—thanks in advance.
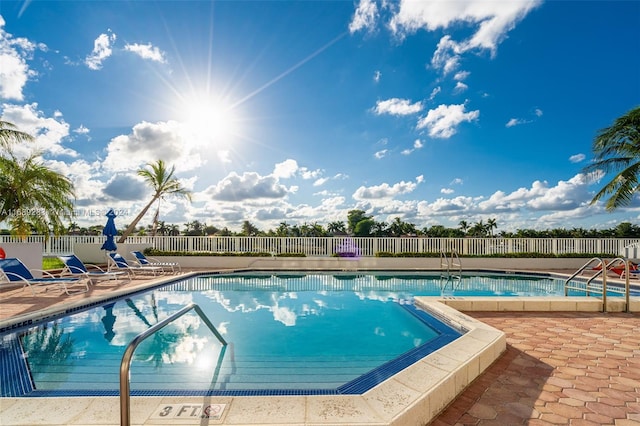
[1,271,634,399]
[1,271,466,398]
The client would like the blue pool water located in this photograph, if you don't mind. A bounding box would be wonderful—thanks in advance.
[2,271,635,398]
[1,272,465,397]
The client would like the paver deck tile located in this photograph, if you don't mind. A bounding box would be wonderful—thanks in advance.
[431,312,640,425]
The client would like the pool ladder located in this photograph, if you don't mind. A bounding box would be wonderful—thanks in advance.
[439,251,462,295]
[440,250,462,277]
[564,257,632,312]
[119,303,227,426]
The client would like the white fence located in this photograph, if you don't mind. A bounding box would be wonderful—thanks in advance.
[0,235,639,257]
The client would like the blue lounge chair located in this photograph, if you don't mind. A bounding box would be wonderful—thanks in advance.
[58,254,129,283]
[107,253,162,277]
[131,251,181,274]
[0,257,88,295]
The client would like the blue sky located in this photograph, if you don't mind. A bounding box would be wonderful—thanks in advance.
[0,0,638,233]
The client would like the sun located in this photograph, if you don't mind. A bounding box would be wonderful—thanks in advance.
[181,99,241,144]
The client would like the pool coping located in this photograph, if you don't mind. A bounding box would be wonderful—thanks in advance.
[1,269,638,425]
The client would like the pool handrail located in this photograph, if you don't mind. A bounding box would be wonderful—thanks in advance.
[564,257,632,312]
[119,302,227,426]
[440,250,461,277]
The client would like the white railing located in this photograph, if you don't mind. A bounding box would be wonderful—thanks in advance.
[1,235,638,257]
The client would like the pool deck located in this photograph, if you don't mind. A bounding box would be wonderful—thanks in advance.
[1,269,639,425]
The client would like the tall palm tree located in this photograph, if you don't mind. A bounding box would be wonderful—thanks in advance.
[327,221,346,235]
[486,218,498,236]
[118,160,192,242]
[582,106,640,211]
[0,119,34,149]
[458,220,469,235]
[0,151,75,236]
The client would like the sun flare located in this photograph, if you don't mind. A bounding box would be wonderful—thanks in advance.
[181,99,240,144]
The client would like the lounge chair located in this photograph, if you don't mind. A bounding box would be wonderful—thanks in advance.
[107,253,163,277]
[0,257,89,295]
[131,251,181,274]
[620,264,640,280]
[58,254,129,283]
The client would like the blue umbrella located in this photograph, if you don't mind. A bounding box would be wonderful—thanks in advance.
[100,209,118,252]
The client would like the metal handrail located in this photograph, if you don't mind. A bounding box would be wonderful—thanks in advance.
[440,250,462,276]
[439,250,450,273]
[450,251,462,276]
[119,303,227,426]
[565,257,607,310]
[564,257,633,312]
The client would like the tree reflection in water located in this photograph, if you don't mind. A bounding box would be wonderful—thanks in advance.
[21,322,74,383]
[125,295,194,369]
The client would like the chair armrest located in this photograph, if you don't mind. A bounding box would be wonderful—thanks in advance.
[61,265,87,275]
[2,271,30,283]
[84,263,108,273]
[32,268,58,278]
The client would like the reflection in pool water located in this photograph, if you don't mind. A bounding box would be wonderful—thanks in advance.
[2,272,468,397]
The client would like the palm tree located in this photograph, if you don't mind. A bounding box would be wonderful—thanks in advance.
[327,221,346,235]
[458,220,469,235]
[486,218,498,236]
[582,106,640,211]
[118,160,192,242]
[0,151,75,236]
[0,120,34,149]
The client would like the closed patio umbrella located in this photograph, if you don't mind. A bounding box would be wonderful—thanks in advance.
[101,209,118,252]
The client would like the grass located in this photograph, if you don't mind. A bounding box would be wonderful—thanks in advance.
[43,257,64,270]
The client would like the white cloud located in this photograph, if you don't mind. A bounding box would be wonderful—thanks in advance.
[454,81,468,93]
[0,16,42,100]
[374,149,388,159]
[431,35,461,74]
[506,107,543,127]
[454,70,470,81]
[73,125,90,135]
[429,87,441,100]
[218,150,231,163]
[273,159,299,179]
[506,117,527,127]
[349,0,379,33]
[441,188,454,194]
[353,179,419,200]
[401,139,424,155]
[569,153,586,163]
[526,174,590,211]
[374,98,423,116]
[450,178,463,185]
[386,0,541,73]
[85,30,116,70]
[373,70,381,83]
[417,103,479,138]
[124,42,167,63]
[102,120,203,172]
[300,167,323,180]
[0,103,77,157]
[429,195,475,213]
[475,175,592,214]
[313,177,329,187]
[206,171,291,202]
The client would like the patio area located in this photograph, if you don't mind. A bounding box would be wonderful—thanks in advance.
[1,271,639,425]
